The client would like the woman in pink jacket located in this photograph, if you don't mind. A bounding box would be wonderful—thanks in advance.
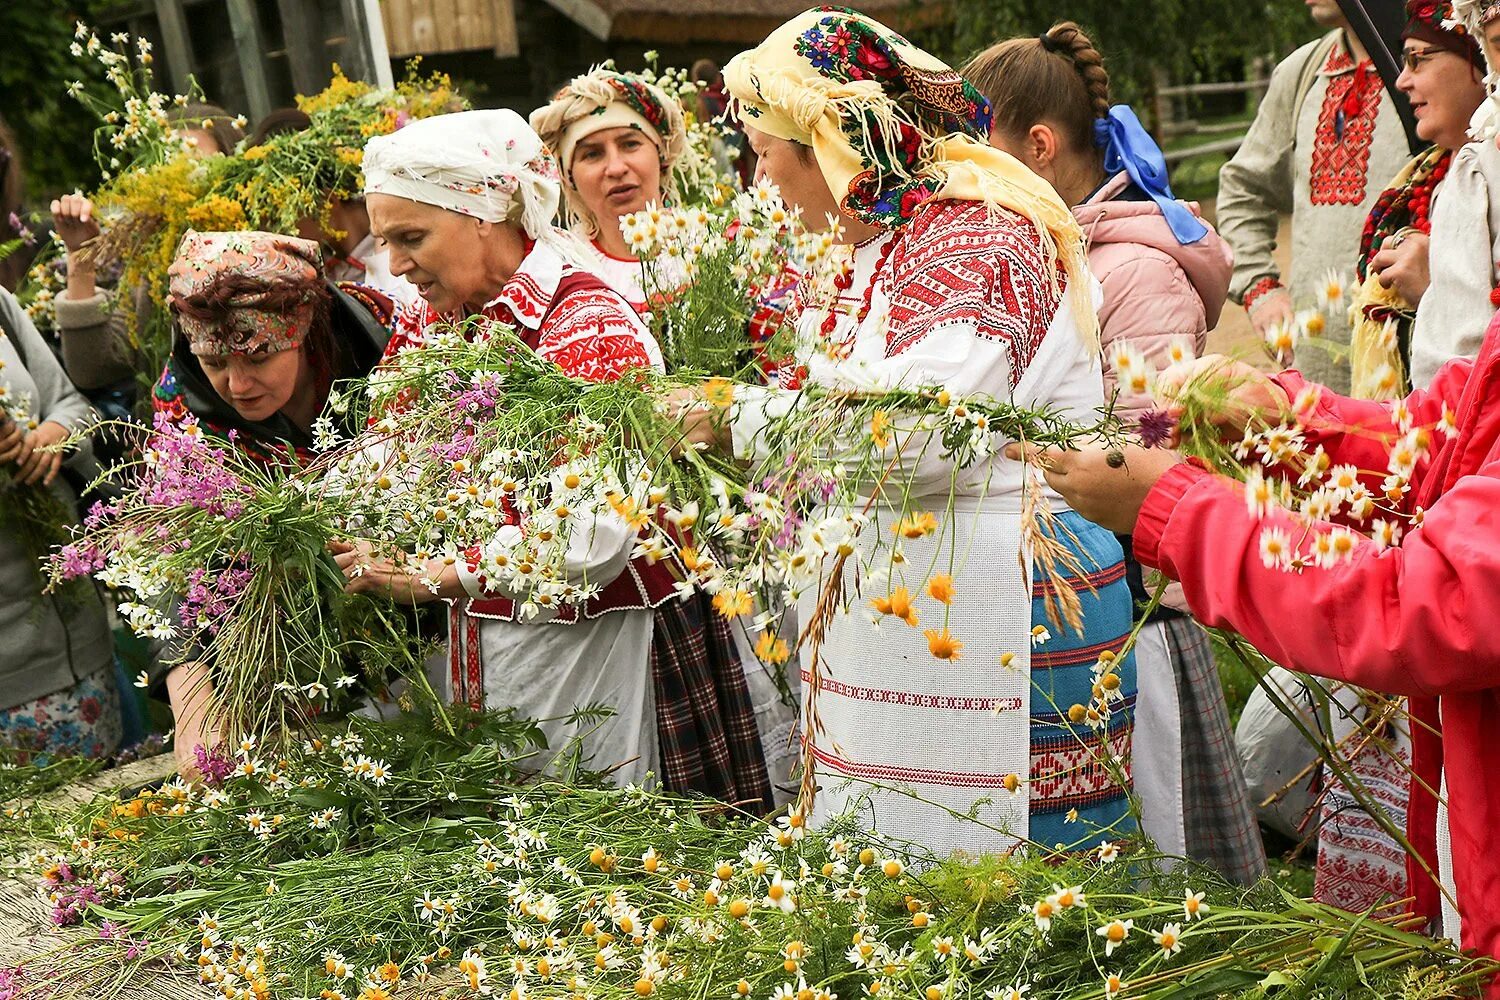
[1018,309,1500,990]
[964,23,1264,883]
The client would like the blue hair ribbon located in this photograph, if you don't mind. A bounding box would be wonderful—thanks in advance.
[1093,105,1208,246]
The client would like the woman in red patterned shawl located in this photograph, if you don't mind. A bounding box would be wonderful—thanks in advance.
[334,109,771,810]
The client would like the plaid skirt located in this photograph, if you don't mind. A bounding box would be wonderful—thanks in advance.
[1164,616,1268,886]
[651,593,774,814]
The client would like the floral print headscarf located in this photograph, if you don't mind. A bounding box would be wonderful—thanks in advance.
[723,6,1094,336]
[168,229,323,356]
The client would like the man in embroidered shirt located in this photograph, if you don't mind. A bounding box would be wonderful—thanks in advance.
[1217,0,1411,393]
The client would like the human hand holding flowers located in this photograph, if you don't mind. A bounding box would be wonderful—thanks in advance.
[1247,285,1295,341]
[1152,355,1292,448]
[668,384,732,455]
[330,538,455,605]
[3,419,70,486]
[50,192,102,256]
[1003,441,1182,535]
[164,660,220,783]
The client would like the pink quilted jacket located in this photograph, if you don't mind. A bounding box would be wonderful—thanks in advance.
[1074,173,1233,425]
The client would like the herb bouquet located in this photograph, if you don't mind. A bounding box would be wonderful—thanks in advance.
[47,413,435,742]
[21,22,464,401]
[3,708,1493,1000]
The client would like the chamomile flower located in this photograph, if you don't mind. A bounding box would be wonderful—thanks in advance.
[1095,918,1132,957]
[1152,922,1184,957]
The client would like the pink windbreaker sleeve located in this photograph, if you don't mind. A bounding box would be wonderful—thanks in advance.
[1134,358,1497,696]
[1271,362,1470,478]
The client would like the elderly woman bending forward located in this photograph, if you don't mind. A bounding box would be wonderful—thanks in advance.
[335,109,772,810]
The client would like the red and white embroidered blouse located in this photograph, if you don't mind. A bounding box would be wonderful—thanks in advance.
[732,198,1104,507]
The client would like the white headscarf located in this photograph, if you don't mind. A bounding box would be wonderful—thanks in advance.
[362,109,587,263]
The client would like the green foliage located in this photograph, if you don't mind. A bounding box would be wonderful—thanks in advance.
[0,0,126,200]
[946,0,1321,108]
[6,710,1494,1000]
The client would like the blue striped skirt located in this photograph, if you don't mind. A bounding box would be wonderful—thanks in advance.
[1027,510,1139,851]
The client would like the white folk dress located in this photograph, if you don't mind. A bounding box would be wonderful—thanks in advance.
[1409,139,1500,388]
[587,236,804,804]
[384,238,666,783]
[731,200,1115,856]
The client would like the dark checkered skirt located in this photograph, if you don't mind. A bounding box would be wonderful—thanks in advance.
[1167,616,1268,886]
[650,593,774,814]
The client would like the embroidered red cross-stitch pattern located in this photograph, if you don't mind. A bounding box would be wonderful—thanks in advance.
[883,200,1064,390]
[1309,52,1383,207]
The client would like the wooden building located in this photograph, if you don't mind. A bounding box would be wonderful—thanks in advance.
[113,0,948,126]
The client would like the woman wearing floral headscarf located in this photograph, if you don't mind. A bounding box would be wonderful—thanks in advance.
[530,69,689,312]
[156,229,395,466]
[154,228,396,776]
[678,8,1137,855]
[339,109,772,811]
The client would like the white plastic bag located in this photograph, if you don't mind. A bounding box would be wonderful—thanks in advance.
[1234,666,1322,839]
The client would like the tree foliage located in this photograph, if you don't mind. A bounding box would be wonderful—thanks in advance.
[945,0,1322,107]
[0,0,125,202]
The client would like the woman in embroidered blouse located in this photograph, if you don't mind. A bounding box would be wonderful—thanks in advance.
[678,9,1139,855]
[337,109,772,810]
[529,69,690,313]
[533,71,803,800]
[1353,0,1493,395]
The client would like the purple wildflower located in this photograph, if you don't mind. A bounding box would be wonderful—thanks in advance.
[0,966,26,1000]
[1136,408,1178,449]
[136,414,249,517]
[6,212,35,248]
[192,742,234,786]
[50,884,101,926]
[178,561,254,635]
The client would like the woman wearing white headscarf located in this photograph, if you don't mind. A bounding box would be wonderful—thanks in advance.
[337,109,772,809]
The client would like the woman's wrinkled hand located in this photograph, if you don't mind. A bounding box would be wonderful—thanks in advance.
[329,538,452,605]
[6,420,71,486]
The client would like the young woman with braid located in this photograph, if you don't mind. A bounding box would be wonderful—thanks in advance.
[963,24,1265,885]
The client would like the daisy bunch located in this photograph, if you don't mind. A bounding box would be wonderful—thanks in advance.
[6,709,1491,1000]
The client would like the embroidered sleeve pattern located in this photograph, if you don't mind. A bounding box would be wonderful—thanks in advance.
[536,284,656,382]
[884,200,1062,389]
[380,299,441,363]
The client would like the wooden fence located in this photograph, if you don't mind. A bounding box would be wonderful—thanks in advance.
[1155,62,1271,166]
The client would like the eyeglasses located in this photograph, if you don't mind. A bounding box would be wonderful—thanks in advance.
[1402,46,1448,71]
